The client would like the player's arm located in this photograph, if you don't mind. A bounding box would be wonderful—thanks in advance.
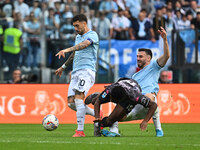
[55,52,75,77]
[157,26,170,67]
[55,39,91,59]
[140,99,157,130]
[94,97,102,122]
[93,89,110,122]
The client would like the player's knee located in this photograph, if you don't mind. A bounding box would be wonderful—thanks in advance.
[68,103,76,111]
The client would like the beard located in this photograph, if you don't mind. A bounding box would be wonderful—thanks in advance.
[137,61,145,69]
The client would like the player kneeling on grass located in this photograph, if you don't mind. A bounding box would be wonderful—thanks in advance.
[87,77,157,137]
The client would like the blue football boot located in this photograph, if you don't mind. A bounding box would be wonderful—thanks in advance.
[156,129,164,137]
[101,129,120,137]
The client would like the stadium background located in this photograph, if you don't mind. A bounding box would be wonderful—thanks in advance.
[0,1,200,149]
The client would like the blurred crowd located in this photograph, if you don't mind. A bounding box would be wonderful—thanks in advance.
[0,0,200,74]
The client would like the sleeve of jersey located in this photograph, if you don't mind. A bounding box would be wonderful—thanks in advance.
[86,31,99,45]
[153,60,162,70]
[137,95,150,108]
[98,89,110,104]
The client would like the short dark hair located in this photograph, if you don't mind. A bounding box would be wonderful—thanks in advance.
[138,48,153,59]
[111,86,126,100]
[72,14,87,23]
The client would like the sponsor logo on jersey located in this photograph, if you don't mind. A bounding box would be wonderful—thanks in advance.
[102,92,107,98]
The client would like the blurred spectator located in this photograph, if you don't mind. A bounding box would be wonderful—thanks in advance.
[99,0,118,21]
[180,0,190,8]
[24,12,41,71]
[88,9,98,31]
[61,4,73,23]
[159,70,173,83]
[59,17,75,40]
[141,0,155,19]
[191,11,200,30]
[3,22,23,73]
[111,8,130,40]
[41,2,49,18]
[80,0,90,18]
[54,1,63,18]
[125,0,141,19]
[153,0,165,9]
[129,10,155,42]
[166,0,173,10]
[14,12,28,70]
[7,68,22,84]
[174,9,182,30]
[29,0,42,20]
[14,0,30,21]
[186,0,198,19]
[161,6,167,19]
[2,0,15,19]
[186,11,193,22]
[124,9,136,23]
[176,14,190,30]
[165,9,175,36]
[45,8,60,39]
[116,0,126,10]
[96,12,111,40]
[71,5,79,16]
[89,0,101,17]
[152,8,166,40]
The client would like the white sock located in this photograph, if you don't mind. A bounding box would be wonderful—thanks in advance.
[75,99,86,131]
[153,107,162,130]
[85,105,95,116]
[109,121,119,134]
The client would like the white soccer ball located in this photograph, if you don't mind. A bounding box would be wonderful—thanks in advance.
[42,114,59,131]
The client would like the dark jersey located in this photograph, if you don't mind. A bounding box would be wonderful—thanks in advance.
[99,78,150,113]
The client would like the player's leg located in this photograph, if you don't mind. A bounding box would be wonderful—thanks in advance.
[72,69,96,137]
[152,95,164,137]
[73,90,86,137]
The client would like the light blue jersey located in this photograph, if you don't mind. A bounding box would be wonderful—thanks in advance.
[132,60,162,95]
[73,30,99,73]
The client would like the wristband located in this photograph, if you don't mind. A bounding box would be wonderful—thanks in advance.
[61,64,67,69]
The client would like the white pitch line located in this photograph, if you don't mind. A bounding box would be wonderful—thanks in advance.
[0,139,199,147]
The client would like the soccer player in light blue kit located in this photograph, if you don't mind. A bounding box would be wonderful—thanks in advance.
[55,14,100,137]
[123,26,170,137]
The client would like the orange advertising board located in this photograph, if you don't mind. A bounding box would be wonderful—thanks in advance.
[0,84,199,124]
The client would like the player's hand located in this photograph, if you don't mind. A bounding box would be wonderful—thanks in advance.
[93,118,102,122]
[55,67,64,77]
[55,50,65,59]
[140,120,148,131]
[158,26,167,40]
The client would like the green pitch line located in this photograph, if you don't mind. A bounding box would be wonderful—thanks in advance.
[0,124,199,150]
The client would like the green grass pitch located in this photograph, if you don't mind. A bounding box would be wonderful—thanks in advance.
[0,123,199,150]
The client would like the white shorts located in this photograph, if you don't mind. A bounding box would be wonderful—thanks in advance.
[125,95,157,121]
[68,69,95,97]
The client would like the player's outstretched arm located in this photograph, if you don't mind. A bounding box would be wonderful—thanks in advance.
[157,26,170,67]
[55,52,74,77]
[55,40,91,59]
[140,100,157,130]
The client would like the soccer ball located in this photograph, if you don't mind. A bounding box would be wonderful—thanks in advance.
[42,114,59,131]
